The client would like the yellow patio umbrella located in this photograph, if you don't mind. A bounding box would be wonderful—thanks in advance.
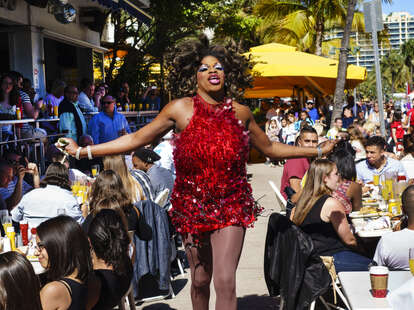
[244,44,367,98]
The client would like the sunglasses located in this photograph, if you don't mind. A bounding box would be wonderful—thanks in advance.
[102,101,114,105]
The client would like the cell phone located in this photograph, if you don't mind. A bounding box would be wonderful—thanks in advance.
[151,86,157,90]
[19,157,27,168]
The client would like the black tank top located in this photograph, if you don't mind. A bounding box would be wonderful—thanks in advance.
[59,278,87,310]
[300,195,348,256]
[92,269,132,310]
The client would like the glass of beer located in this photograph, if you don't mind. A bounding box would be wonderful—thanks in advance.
[54,104,58,118]
[91,165,100,177]
[373,174,380,186]
[409,248,414,276]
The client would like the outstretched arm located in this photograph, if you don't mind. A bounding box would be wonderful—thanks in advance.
[63,100,178,158]
[246,108,335,159]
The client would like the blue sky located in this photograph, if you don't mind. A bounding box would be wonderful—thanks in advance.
[382,0,414,15]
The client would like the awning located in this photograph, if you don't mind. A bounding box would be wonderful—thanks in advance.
[43,29,109,52]
[92,0,152,25]
[244,43,367,98]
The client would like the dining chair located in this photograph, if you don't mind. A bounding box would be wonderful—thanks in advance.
[154,188,169,209]
[309,256,350,310]
[117,284,136,310]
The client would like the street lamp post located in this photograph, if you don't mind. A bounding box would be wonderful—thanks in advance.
[364,0,386,136]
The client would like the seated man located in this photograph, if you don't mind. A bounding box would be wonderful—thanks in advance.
[88,95,130,144]
[0,151,39,211]
[356,136,407,183]
[374,185,414,270]
[280,126,318,202]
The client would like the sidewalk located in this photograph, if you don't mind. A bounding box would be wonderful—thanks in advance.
[140,163,283,310]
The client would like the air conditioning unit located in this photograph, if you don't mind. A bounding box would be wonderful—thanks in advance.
[24,0,48,8]
[79,8,106,33]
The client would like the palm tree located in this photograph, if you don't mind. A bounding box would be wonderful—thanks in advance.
[254,0,364,56]
[332,0,392,126]
[401,39,414,91]
[381,50,408,94]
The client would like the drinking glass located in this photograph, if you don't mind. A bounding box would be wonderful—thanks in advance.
[373,174,380,186]
[409,248,414,276]
[91,165,100,177]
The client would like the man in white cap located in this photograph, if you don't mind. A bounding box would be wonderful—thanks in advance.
[304,100,319,123]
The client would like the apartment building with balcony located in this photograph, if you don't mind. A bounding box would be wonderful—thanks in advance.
[326,12,414,71]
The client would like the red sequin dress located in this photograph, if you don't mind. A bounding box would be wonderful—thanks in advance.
[169,94,262,236]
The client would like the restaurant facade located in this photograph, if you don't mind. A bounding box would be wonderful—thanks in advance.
[0,0,151,98]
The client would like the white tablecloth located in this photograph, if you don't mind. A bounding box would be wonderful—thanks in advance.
[338,271,412,310]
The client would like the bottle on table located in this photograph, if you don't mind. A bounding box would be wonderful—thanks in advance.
[19,220,29,246]
[26,228,38,260]
[16,107,21,120]
[6,227,16,251]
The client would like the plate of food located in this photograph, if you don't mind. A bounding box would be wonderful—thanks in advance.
[349,206,381,218]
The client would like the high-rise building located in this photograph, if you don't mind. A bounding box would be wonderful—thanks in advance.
[326,12,414,71]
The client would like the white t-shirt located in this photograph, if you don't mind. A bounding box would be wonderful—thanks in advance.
[153,141,175,176]
[373,228,414,270]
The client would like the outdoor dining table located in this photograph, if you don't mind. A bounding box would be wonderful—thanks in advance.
[338,271,412,310]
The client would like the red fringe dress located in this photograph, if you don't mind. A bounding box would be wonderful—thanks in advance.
[169,94,262,237]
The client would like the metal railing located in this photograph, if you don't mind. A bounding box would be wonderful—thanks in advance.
[0,110,159,174]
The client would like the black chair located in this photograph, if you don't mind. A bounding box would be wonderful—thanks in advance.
[264,213,331,310]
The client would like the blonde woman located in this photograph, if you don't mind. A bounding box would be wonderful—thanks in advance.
[347,125,366,161]
[291,159,371,272]
[103,155,147,202]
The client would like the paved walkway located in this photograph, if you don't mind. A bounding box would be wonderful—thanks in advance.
[139,163,283,310]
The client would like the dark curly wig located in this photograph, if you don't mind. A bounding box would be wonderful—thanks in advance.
[165,35,253,101]
[88,209,132,276]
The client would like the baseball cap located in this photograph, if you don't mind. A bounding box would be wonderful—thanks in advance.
[133,148,161,163]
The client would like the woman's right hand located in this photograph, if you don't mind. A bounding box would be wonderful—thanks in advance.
[56,138,78,157]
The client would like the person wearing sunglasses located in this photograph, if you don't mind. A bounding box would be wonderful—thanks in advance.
[87,95,130,145]
[58,85,87,144]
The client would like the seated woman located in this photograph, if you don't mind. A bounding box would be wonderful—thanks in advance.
[0,251,42,310]
[82,170,152,241]
[88,208,133,310]
[11,162,83,227]
[291,159,371,272]
[329,143,362,213]
[36,216,92,310]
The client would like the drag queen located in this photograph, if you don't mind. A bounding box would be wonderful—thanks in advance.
[62,36,335,310]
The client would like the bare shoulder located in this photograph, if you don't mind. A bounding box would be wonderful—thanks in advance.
[325,197,343,211]
[163,97,194,132]
[324,197,347,219]
[41,281,69,299]
[232,101,252,122]
[166,97,193,111]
